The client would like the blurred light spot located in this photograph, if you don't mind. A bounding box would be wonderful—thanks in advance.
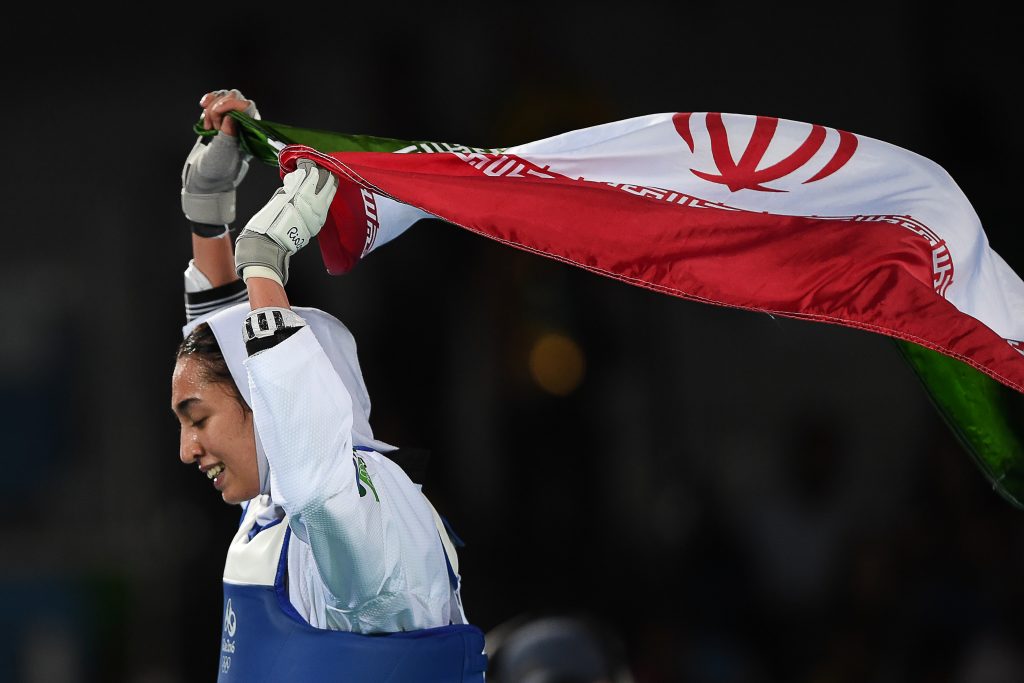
[529,333,585,396]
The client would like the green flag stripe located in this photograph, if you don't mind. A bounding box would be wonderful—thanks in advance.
[193,111,503,165]
[897,340,1024,508]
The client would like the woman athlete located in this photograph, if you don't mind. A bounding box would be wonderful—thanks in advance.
[171,89,486,682]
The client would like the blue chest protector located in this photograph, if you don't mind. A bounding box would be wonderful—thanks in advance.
[217,502,487,682]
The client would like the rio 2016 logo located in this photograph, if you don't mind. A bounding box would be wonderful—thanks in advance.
[673,113,858,193]
[223,599,237,637]
[221,598,237,674]
[286,227,305,249]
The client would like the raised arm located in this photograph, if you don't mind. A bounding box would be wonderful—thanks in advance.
[233,166,400,603]
[180,89,260,319]
[232,163,452,628]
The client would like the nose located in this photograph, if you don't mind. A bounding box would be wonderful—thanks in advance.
[179,427,203,465]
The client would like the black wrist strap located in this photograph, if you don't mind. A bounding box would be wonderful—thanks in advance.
[245,326,302,356]
[243,307,307,356]
[189,221,230,238]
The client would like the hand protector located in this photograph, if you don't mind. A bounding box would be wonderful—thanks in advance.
[180,91,260,227]
[234,160,339,286]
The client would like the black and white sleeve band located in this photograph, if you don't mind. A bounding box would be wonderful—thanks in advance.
[244,307,307,356]
[184,279,249,322]
[189,221,230,238]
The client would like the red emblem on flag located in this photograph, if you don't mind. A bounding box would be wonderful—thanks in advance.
[673,113,858,193]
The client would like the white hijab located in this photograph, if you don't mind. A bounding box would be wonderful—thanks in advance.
[182,302,395,494]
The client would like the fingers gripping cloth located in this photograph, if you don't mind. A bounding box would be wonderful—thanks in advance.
[180,91,260,228]
[235,160,340,286]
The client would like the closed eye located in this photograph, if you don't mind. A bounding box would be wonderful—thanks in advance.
[192,417,209,428]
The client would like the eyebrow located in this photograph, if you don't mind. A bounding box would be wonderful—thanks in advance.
[174,397,200,418]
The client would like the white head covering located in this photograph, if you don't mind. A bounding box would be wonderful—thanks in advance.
[182,302,395,494]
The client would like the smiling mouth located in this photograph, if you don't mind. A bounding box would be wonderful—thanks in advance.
[206,463,225,480]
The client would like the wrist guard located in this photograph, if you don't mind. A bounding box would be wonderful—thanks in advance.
[234,160,338,285]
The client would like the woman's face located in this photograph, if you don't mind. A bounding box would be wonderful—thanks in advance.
[171,356,260,504]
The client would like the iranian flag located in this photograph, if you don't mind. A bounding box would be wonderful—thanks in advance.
[205,111,1024,507]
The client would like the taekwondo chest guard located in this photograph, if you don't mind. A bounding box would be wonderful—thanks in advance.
[217,496,487,682]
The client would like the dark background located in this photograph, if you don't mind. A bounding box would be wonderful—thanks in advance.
[3,4,1024,681]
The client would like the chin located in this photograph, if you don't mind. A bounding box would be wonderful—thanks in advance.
[221,480,259,505]
[221,489,248,505]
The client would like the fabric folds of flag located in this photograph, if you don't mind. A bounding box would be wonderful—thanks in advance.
[199,111,1024,508]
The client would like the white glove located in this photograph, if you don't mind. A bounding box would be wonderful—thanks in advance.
[180,89,260,230]
[234,160,339,285]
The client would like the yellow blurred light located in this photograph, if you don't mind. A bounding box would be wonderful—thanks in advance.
[529,333,586,396]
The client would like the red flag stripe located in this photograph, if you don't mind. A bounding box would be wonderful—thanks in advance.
[279,146,1024,393]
